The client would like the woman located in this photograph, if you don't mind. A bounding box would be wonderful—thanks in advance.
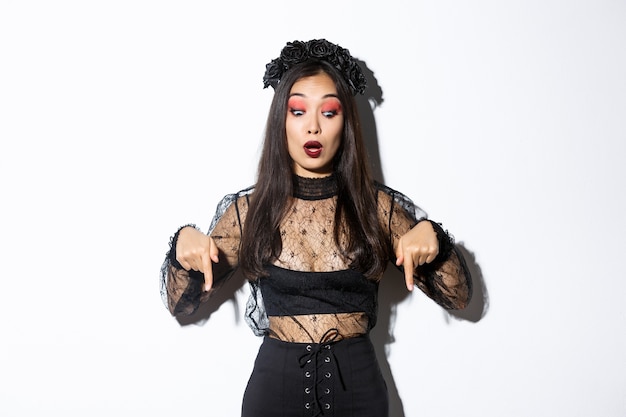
[160,39,471,417]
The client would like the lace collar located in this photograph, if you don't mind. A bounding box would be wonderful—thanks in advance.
[293,174,338,200]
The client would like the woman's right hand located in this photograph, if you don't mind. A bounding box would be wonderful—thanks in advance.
[175,226,220,292]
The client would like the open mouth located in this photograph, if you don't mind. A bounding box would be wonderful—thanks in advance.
[303,141,323,158]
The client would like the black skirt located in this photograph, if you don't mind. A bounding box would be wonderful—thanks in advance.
[242,335,389,417]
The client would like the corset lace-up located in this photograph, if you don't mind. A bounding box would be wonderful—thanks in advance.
[298,328,346,416]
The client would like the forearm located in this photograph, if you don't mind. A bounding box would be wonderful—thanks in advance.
[415,245,472,310]
[160,224,208,316]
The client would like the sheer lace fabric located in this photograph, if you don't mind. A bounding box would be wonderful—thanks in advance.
[275,196,350,272]
[161,175,472,342]
[268,313,368,342]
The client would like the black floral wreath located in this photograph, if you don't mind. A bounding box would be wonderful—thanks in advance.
[262,39,367,95]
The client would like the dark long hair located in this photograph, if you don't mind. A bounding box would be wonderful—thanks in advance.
[239,60,387,280]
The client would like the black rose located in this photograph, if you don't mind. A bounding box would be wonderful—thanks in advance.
[332,48,351,69]
[280,41,308,65]
[344,61,367,95]
[263,58,284,89]
[308,39,336,59]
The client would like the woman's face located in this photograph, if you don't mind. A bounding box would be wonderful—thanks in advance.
[285,72,344,178]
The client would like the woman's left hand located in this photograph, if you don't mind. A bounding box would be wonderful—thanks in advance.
[395,221,439,291]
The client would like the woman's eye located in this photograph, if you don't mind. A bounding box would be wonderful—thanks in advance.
[322,110,337,118]
[290,108,304,116]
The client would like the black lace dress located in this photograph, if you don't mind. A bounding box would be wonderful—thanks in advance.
[160,175,471,417]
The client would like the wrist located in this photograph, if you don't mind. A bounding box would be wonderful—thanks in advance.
[169,224,199,268]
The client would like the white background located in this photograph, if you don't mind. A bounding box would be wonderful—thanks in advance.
[1,1,625,416]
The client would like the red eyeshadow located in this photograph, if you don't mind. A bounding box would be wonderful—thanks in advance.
[321,100,342,114]
[288,97,306,109]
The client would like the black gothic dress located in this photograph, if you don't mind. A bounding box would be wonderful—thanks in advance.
[160,175,471,417]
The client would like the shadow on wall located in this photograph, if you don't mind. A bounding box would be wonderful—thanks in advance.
[448,243,489,323]
[170,58,489,417]
[357,59,489,417]
[355,59,385,183]
[370,246,487,417]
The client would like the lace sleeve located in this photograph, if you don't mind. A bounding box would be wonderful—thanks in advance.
[376,183,472,310]
[414,222,472,310]
[159,188,252,316]
[159,224,209,316]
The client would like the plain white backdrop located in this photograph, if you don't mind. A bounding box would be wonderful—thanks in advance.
[1,1,625,416]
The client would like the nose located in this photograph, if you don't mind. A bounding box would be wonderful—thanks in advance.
[307,116,321,135]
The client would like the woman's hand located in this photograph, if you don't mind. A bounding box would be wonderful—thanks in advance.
[176,226,220,292]
[395,221,439,291]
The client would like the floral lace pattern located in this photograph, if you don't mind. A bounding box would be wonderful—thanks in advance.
[161,176,472,340]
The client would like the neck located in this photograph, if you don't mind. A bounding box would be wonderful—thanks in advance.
[292,173,338,200]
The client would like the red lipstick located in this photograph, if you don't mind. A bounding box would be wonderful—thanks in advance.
[304,141,322,158]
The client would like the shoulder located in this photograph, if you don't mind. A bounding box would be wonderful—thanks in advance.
[215,185,255,208]
[207,185,256,233]
[374,181,427,221]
